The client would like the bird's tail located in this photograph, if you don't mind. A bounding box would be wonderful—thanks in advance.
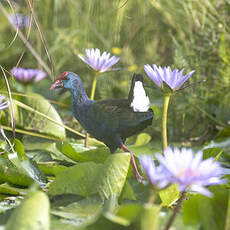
[128,73,144,103]
[128,73,150,112]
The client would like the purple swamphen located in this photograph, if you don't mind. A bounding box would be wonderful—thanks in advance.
[50,72,154,181]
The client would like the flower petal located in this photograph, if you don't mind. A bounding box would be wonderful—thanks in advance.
[78,48,120,73]
[144,64,195,91]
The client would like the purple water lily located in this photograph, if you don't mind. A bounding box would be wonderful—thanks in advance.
[139,155,171,189]
[11,67,47,84]
[78,48,120,73]
[155,147,226,197]
[10,14,30,29]
[144,64,195,91]
[0,95,9,111]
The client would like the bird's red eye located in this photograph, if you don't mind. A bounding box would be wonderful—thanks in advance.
[60,72,68,80]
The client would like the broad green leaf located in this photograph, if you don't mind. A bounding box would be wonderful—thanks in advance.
[23,136,60,154]
[97,153,130,199]
[0,183,27,196]
[56,142,110,163]
[203,138,230,162]
[127,145,158,156]
[0,157,33,187]
[51,195,103,226]
[8,94,66,139]
[38,162,67,176]
[86,215,128,230]
[202,147,223,160]
[51,216,82,230]
[48,162,102,197]
[8,152,47,187]
[48,153,130,199]
[182,187,228,230]
[117,203,142,222]
[216,125,230,139]
[135,133,151,146]
[6,191,50,230]
[159,184,180,207]
[105,203,160,230]
[119,181,136,202]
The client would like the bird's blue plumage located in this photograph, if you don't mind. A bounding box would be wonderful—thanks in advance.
[59,72,154,153]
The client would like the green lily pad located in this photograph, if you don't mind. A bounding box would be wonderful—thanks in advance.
[6,191,50,230]
[0,157,33,187]
[48,162,102,197]
[48,153,130,199]
[159,184,180,207]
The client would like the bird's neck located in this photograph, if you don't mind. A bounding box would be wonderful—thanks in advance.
[70,81,93,114]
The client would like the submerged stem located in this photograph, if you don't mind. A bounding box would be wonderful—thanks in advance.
[162,95,170,151]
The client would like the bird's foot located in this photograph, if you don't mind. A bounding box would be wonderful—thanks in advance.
[135,173,144,183]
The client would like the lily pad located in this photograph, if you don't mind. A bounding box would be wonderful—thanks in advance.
[48,153,130,199]
[5,191,50,230]
[48,162,102,197]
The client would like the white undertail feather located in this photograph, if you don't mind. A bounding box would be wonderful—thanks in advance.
[130,81,150,112]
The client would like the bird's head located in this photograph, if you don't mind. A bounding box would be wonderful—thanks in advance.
[50,72,81,90]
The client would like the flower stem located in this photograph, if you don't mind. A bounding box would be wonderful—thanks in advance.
[148,188,157,204]
[90,75,97,100]
[164,192,186,230]
[25,85,30,94]
[162,95,170,151]
[84,74,97,147]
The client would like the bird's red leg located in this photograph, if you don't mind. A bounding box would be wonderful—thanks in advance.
[121,144,144,182]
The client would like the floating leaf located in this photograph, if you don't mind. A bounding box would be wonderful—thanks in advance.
[6,191,50,230]
[38,162,67,176]
[0,157,33,187]
[48,162,102,197]
[8,153,47,187]
[0,183,27,196]
[159,184,180,207]
[56,142,110,163]
[117,203,142,222]
[48,153,130,199]
[97,153,130,199]
[135,133,151,147]
[119,181,136,202]
[51,195,103,226]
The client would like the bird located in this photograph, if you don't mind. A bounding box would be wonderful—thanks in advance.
[50,72,154,181]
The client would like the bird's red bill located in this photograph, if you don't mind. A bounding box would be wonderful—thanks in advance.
[50,79,63,90]
[50,72,68,90]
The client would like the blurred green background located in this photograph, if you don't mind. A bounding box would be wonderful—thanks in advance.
[0,1,230,229]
